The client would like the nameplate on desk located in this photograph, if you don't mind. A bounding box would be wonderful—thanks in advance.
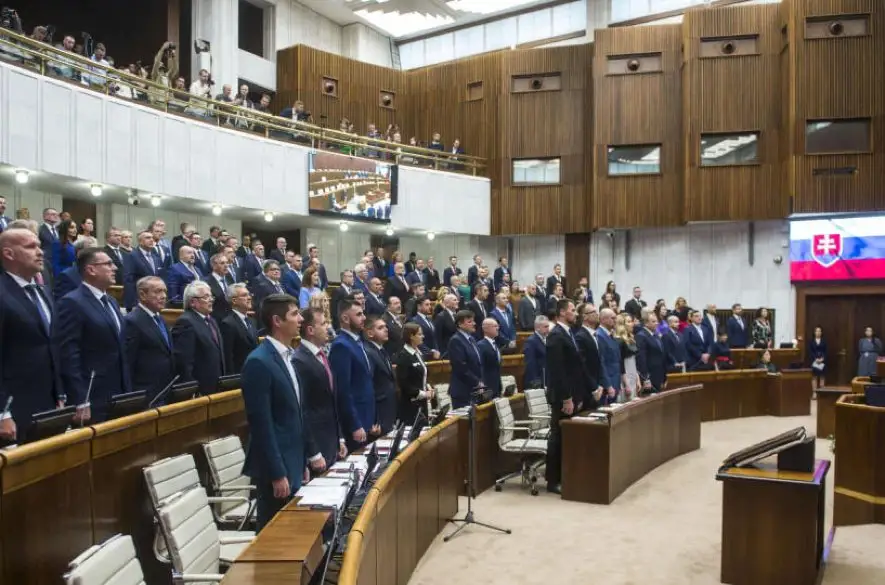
[574,412,609,423]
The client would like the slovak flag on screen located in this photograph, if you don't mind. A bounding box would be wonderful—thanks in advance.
[790,216,885,282]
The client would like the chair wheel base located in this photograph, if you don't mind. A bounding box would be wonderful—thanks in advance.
[494,483,503,492]
[531,488,539,496]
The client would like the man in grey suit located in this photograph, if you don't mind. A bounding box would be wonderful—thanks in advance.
[518,283,541,331]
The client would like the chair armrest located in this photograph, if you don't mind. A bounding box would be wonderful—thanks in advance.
[528,414,551,421]
[174,573,225,583]
[207,496,250,505]
[511,420,535,426]
[500,426,532,433]
[217,485,257,492]
[219,535,255,545]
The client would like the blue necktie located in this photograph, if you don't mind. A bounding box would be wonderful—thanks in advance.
[25,285,51,334]
[154,314,171,347]
[101,295,121,332]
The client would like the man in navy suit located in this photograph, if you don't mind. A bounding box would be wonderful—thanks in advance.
[124,231,163,310]
[241,294,325,531]
[329,297,376,450]
[171,281,227,396]
[493,257,510,291]
[406,258,428,287]
[684,310,713,370]
[281,252,303,298]
[490,292,516,351]
[123,276,176,405]
[726,303,749,348]
[0,228,65,443]
[243,241,266,285]
[662,315,688,373]
[0,195,10,233]
[467,254,482,288]
[365,278,386,317]
[364,316,397,434]
[166,245,205,305]
[220,284,259,375]
[636,313,667,394]
[189,233,211,276]
[574,303,604,403]
[596,308,621,403]
[443,256,462,288]
[410,296,440,361]
[55,247,131,423]
[478,318,503,398]
[432,294,459,357]
[522,315,548,389]
[250,260,286,313]
[148,219,172,271]
[446,311,484,408]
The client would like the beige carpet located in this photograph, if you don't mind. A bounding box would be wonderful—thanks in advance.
[409,404,885,585]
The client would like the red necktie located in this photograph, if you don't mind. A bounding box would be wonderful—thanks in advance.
[318,351,334,391]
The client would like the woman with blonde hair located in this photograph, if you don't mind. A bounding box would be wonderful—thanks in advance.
[614,313,641,401]
[308,291,335,340]
[433,286,450,317]
[388,250,403,277]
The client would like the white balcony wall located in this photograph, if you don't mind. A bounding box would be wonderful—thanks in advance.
[392,166,491,237]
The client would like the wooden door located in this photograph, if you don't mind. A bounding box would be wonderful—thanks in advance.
[805,296,856,385]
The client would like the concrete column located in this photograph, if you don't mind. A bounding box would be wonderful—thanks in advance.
[192,0,239,87]
[587,0,613,40]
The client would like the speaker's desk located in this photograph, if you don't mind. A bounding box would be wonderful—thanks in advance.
[834,394,885,526]
[814,387,852,438]
[717,459,830,585]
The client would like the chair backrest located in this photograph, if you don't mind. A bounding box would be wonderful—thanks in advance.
[500,375,517,395]
[524,388,551,420]
[143,454,202,510]
[435,383,452,410]
[203,435,249,516]
[493,397,515,447]
[64,534,146,585]
[157,487,222,577]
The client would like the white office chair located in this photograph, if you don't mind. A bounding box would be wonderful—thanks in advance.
[433,383,452,413]
[523,388,552,439]
[143,454,253,567]
[202,436,256,530]
[492,397,547,496]
[500,375,518,396]
[64,534,145,585]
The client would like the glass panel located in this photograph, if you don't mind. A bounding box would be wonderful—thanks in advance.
[805,119,871,154]
[607,145,661,175]
[512,158,561,184]
[700,132,759,166]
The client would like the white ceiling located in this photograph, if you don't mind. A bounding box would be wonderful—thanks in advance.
[300,0,553,39]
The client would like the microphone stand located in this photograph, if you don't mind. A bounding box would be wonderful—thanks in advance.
[444,385,511,542]
[148,375,181,409]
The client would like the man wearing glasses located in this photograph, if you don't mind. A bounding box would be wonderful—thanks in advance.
[171,281,226,396]
[55,248,130,423]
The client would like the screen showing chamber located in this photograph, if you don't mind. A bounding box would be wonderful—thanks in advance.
[308,151,394,222]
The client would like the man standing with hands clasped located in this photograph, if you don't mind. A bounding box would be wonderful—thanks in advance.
[241,294,326,531]
[545,298,602,495]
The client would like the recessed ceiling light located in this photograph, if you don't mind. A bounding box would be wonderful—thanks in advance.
[90,184,103,197]
[14,169,29,184]
[426,231,436,241]
[151,195,162,207]
[385,226,395,236]
[264,211,275,222]
[211,204,222,216]
[339,222,349,232]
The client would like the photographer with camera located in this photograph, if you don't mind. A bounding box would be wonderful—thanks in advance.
[0,6,23,62]
[231,83,253,128]
[149,41,178,104]
[186,68,214,118]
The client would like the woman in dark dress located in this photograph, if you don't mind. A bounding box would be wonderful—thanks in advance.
[756,349,779,374]
[604,281,621,307]
[808,326,827,388]
[394,323,435,423]
[857,327,883,378]
[52,219,78,277]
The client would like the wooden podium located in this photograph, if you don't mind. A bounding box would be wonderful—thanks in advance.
[717,459,830,585]
[834,394,885,526]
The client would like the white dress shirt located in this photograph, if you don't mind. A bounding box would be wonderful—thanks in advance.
[8,272,52,327]
[403,345,429,398]
[84,282,120,331]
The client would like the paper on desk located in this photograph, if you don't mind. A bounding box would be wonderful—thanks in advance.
[374,438,409,451]
[307,477,352,488]
[295,484,349,508]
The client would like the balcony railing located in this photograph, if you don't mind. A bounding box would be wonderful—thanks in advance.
[0,29,487,176]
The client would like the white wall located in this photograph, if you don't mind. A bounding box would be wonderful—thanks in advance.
[395,235,505,271]
[342,23,393,68]
[590,221,795,340]
[0,185,64,225]
[509,236,565,286]
[393,166,491,236]
[304,227,372,280]
[275,0,344,55]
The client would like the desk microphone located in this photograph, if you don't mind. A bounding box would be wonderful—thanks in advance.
[79,371,95,428]
[1,396,13,419]
[148,375,181,409]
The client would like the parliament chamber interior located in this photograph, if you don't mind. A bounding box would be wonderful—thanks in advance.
[1,0,885,584]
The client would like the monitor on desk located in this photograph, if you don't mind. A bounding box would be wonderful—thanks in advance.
[26,405,77,443]
[720,427,808,470]
[216,375,241,393]
[864,384,885,407]
[107,391,147,420]
[385,421,407,462]
[167,381,201,404]
[405,411,424,443]
[429,404,450,427]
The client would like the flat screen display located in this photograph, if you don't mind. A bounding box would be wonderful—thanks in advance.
[790,215,885,282]
[308,151,394,222]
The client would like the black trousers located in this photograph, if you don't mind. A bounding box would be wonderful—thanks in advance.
[255,481,291,533]
[545,403,571,485]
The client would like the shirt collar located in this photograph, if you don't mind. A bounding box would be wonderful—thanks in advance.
[266,336,292,358]
[582,325,596,335]
[139,303,159,318]
[83,281,106,301]
[340,328,361,342]
[7,272,36,288]
[299,338,323,356]
[484,336,497,345]
[404,345,420,356]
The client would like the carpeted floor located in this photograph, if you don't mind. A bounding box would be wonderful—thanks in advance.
[409,404,885,585]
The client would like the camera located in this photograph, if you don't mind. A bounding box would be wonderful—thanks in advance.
[0,6,22,32]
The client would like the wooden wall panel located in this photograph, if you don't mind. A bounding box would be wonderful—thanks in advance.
[592,26,683,229]
[785,0,885,214]
[683,4,786,221]
[497,46,591,235]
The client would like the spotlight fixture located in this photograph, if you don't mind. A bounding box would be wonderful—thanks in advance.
[90,184,103,197]
[150,195,162,207]
[426,231,436,241]
[127,190,137,206]
[385,226,395,237]
[211,204,222,216]
[264,211,275,222]
[14,169,29,184]
[339,222,349,232]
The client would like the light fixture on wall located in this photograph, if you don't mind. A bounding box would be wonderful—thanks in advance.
[14,169,29,184]
[426,231,436,241]
[150,195,162,207]
[264,211,275,222]
[90,184,103,197]
[339,222,349,232]
[385,226,395,237]
[127,190,137,206]
[211,204,222,216]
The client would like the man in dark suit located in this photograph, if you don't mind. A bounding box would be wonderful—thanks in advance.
[493,257,510,291]
[241,294,324,531]
[433,294,459,357]
[403,282,425,319]
[490,292,516,351]
[636,313,667,394]
[384,262,410,306]
[574,303,603,402]
[726,303,749,348]
[189,233,211,276]
[364,316,397,435]
[123,276,176,405]
[124,231,163,310]
[103,226,127,285]
[546,264,565,297]
[466,254,482,288]
[365,278,386,317]
[596,308,622,402]
[306,244,328,289]
[38,207,60,280]
[406,259,427,288]
[404,252,418,275]
[703,304,719,342]
[0,228,64,443]
[0,195,11,233]
[522,315,548,389]
[410,296,439,361]
[424,257,440,290]
[477,318,503,398]
[202,226,222,257]
[170,222,194,260]
[166,245,205,305]
[281,252,303,298]
[662,315,688,373]
[224,241,244,283]
[293,307,346,472]
[206,253,234,321]
[624,286,647,320]
[268,237,288,265]
[383,297,405,357]
[243,241,266,285]
[55,247,131,423]
[467,283,489,339]
[329,298,377,450]
[220,284,258,375]
[533,274,548,311]
[443,255,462,288]
[372,247,387,280]
[546,298,601,494]
[171,281,226,396]
[251,260,286,313]
[518,284,541,331]
[684,310,713,371]
[331,270,355,330]
[446,310,483,408]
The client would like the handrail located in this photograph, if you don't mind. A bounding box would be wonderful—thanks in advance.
[0,28,487,176]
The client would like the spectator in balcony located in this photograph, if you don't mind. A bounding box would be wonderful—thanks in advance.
[429,132,444,151]
[188,69,213,117]
[151,41,178,87]
[31,26,48,43]
[49,35,78,80]
[255,93,271,114]
[282,100,310,123]
[82,42,110,87]
[216,84,234,103]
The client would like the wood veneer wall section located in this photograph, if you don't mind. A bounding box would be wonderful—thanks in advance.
[785,0,885,213]
[497,46,591,235]
[592,25,683,229]
[683,4,786,221]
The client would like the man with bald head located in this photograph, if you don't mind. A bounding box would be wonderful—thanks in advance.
[0,228,65,443]
[365,277,385,316]
[166,245,205,305]
[478,318,503,398]
[596,308,621,403]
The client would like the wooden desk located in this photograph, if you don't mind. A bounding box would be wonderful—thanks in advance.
[834,394,885,526]
[717,459,830,585]
[561,386,701,504]
[456,393,526,496]
[814,387,852,438]
[766,370,813,417]
[731,348,801,370]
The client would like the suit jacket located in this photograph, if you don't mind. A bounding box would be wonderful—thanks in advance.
[545,274,565,296]
[281,269,302,299]
[424,268,440,290]
[0,273,63,436]
[384,275,410,305]
[394,348,428,423]
[410,313,438,359]
[726,315,749,348]
[624,298,647,320]
[171,310,226,395]
[220,312,259,375]
[104,246,127,285]
[251,275,285,313]
[53,265,82,299]
[404,260,417,275]
[662,328,688,370]
[443,266,462,288]
[123,306,176,404]
[702,312,718,342]
[446,332,483,407]
[243,254,264,285]
[405,270,426,288]
[433,309,458,357]
[636,327,666,389]
[269,249,287,265]
[467,265,480,287]
[329,331,375,436]
[194,249,210,277]
[574,326,602,395]
[466,299,488,338]
[491,307,516,345]
[546,323,592,406]
[123,248,162,310]
[166,262,204,304]
[383,312,405,356]
[517,295,539,332]
[365,292,386,317]
[206,272,234,321]
[683,324,711,368]
[493,266,510,290]
[372,257,387,279]
[38,223,58,266]
[477,337,502,398]
[522,332,546,389]
[0,215,11,233]
[171,235,187,260]
[292,344,343,466]
[331,284,355,329]
[241,340,312,494]
[365,342,397,434]
[595,327,622,390]
[55,284,130,421]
